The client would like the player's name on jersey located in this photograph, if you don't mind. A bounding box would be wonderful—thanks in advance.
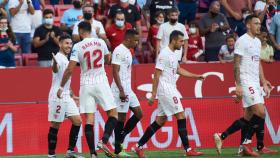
[82,41,101,50]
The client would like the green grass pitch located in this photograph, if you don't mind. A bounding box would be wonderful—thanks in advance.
[3,146,280,158]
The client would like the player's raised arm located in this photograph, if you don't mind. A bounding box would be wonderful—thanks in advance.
[177,65,204,80]
[52,53,59,73]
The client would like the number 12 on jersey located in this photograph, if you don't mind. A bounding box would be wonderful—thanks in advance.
[84,49,102,70]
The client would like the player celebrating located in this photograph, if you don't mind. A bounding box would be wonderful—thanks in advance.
[111,29,143,157]
[132,30,204,158]
[48,34,83,158]
[214,15,277,156]
[57,21,118,158]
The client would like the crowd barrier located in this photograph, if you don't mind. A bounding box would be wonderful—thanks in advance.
[0,62,279,103]
[0,98,279,156]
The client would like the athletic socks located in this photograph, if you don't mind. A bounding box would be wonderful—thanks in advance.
[102,117,118,144]
[138,121,161,147]
[256,118,265,150]
[121,115,140,142]
[48,127,59,155]
[221,117,248,140]
[243,114,263,144]
[85,124,97,156]
[67,124,81,151]
[177,119,190,151]
[114,121,125,154]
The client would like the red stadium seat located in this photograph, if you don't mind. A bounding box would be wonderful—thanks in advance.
[55,5,73,17]
[54,17,61,26]
[44,5,55,13]
[22,53,38,66]
[14,54,23,66]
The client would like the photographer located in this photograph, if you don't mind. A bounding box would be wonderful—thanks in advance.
[32,9,62,67]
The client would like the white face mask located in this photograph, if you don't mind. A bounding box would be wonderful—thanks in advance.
[156,19,164,24]
[115,20,125,27]
[44,18,54,25]
[129,0,135,4]
[120,0,129,3]
[189,27,196,34]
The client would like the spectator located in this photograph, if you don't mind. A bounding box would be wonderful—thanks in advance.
[0,16,18,68]
[60,0,83,35]
[178,0,197,25]
[235,8,251,37]
[269,13,280,60]
[257,0,280,30]
[147,10,164,62]
[259,30,274,62]
[31,0,45,37]
[199,0,229,62]
[187,22,204,61]
[32,9,62,67]
[0,3,7,17]
[156,8,189,62]
[107,0,142,54]
[106,11,132,51]
[143,0,176,28]
[8,0,34,53]
[72,5,110,48]
[221,0,252,30]
[254,0,266,15]
[218,34,235,63]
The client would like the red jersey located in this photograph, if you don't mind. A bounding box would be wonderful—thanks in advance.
[187,35,203,61]
[106,22,132,51]
[147,24,159,48]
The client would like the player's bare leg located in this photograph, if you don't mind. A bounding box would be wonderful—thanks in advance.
[48,122,61,158]
[66,115,82,158]
[174,112,203,156]
[84,113,98,158]
[97,108,118,158]
[132,116,166,158]
[115,107,143,157]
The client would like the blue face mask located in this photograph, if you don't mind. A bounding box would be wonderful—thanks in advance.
[43,18,54,25]
[115,20,125,28]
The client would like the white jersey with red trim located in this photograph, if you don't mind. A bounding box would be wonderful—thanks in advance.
[70,37,110,85]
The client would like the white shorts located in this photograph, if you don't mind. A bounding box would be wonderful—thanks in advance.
[80,83,117,113]
[242,85,264,108]
[157,94,184,117]
[48,98,80,122]
[113,91,140,113]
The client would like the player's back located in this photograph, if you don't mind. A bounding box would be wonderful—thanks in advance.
[71,37,109,85]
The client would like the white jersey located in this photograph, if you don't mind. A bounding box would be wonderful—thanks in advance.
[234,33,261,86]
[70,37,109,85]
[111,44,132,93]
[49,52,71,100]
[156,46,179,96]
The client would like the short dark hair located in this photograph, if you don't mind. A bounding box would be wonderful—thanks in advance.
[59,33,71,42]
[43,9,54,16]
[155,10,165,18]
[115,10,125,18]
[245,14,259,25]
[169,30,184,43]
[78,21,92,33]
[226,34,235,41]
[167,7,179,15]
[125,29,139,39]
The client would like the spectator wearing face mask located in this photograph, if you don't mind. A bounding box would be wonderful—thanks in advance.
[106,11,132,51]
[72,4,110,48]
[218,34,235,63]
[32,9,62,67]
[0,16,18,68]
[156,8,189,63]
[147,10,164,62]
[60,0,83,35]
[187,22,203,61]
[235,8,251,37]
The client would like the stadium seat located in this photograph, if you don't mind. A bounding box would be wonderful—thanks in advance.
[14,54,23,66]
[54,17,61,26]
[55,5,73,17]
[22,53,38,66]
[44,5,55,13]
